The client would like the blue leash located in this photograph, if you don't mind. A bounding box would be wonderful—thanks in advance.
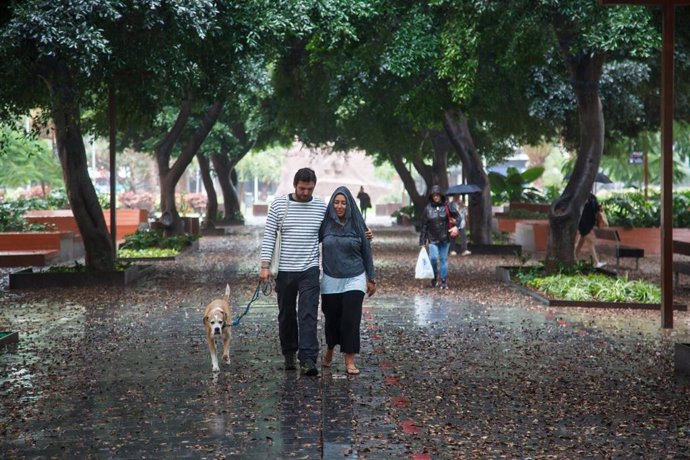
[232,279,273,326]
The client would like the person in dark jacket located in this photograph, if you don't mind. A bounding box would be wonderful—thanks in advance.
[419,185,460,289]
[320,186,376,375]
[357,186,372,221]
[575,193,605,268]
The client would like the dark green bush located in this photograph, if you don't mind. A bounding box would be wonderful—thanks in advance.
[600,190,690,228]
[0,201,53,232]
[120,228,199,251]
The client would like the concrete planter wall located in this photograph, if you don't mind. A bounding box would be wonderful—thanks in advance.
[514,220,549,253]
[611,227,690,255]
[9,265,152,289]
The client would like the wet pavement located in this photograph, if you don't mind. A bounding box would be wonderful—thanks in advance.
[2,226,690,459]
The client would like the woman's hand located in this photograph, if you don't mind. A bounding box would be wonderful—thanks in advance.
[366,280,377,297]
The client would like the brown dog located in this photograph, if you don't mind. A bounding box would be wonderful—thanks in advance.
[203,284,232,372]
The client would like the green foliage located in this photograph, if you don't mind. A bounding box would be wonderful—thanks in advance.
[235,147,285,184]
[120,228,199,251]
[489,166,545,205]
[602,122,690,187]
[598,190,690,228]
[0,124,62,188]
[118,248,179,258]
[525,273,660,304]
[0,201,52,232]
[512,260,597,286]
[391,205,420,221]
[599,192,658,228]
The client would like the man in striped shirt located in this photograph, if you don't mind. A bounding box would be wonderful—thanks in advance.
[260,168,326,376]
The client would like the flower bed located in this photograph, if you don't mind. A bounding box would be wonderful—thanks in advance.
[496,265,686,311]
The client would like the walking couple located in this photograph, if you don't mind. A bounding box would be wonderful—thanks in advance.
[259,168,376,377]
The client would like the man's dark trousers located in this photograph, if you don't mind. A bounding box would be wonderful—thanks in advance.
[275,266,320,365]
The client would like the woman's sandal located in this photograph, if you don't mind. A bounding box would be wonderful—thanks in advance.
[346,365,360,375]
[322,349,334,368]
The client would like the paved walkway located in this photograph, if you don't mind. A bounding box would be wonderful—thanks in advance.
[2,226,690,458]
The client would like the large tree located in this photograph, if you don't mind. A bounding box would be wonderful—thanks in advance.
[0,1,221,270]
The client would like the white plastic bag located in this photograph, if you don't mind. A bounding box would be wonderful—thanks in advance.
[415,247,435,279]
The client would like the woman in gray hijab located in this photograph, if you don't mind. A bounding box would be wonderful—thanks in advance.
[319,186,376,374]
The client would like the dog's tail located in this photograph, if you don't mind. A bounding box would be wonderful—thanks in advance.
[224,284,230,302]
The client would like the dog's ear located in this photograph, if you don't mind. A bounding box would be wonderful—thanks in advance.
[222,311,229,324]
[203,315,208,325]
[224,284,230,301]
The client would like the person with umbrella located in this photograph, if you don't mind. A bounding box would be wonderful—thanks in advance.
[449,196,471,256]
[419,185,461,289]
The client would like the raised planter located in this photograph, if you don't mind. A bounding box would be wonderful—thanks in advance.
[609,227,690,255]
[9,265,152,289]
[675,343,690,377]
[495,266,687,311]
[0,331,19,348]
[514,220,549,253]
[508,202,551,213]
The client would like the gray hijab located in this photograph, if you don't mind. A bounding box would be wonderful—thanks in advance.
[324,186,368,238]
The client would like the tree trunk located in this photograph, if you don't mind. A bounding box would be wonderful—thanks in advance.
[429,130,450,191]
[442,109,492,244]
[389,154,426,215]
[157,98,225,236]
[38,58,114,271]
[546,25,606,270]
[211,153,241,222]
[196,152,217,230]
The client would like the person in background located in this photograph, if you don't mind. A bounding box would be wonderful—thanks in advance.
[357,186,372,221]
[320,186,376,375]
[449,196,471,256]
[259,168,325,377]
[575,192,606,268]
[419,185,460,289]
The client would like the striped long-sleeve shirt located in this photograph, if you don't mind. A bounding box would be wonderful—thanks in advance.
[260,194,326,273]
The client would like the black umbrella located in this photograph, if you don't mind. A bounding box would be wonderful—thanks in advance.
[565,172,613,184]
[445,183,482,195]
[594,172,613,184]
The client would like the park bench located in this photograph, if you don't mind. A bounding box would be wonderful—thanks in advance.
[673,240,690,288]
[24,209,149,242]
[0,232,74,267]
[594,228,644,270]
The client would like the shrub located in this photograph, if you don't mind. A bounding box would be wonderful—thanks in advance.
[599,190,690,228]
[120,228,199,251]
[0,201,53,232]
[180,192,208,214]
[118,191,155,211]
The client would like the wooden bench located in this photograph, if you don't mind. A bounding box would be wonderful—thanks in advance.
[24,209,149,242]
[673,240,690,287]
[0,232,71,267]
[594,228,645,269]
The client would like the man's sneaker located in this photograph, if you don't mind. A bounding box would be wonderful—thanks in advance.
[595,262,607,268]
[461,250,472,256]
[441,279,448,290]
[450,251,457,256]
[430,278,437,288]
[284,354,296,370]
[301,360,318,376]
